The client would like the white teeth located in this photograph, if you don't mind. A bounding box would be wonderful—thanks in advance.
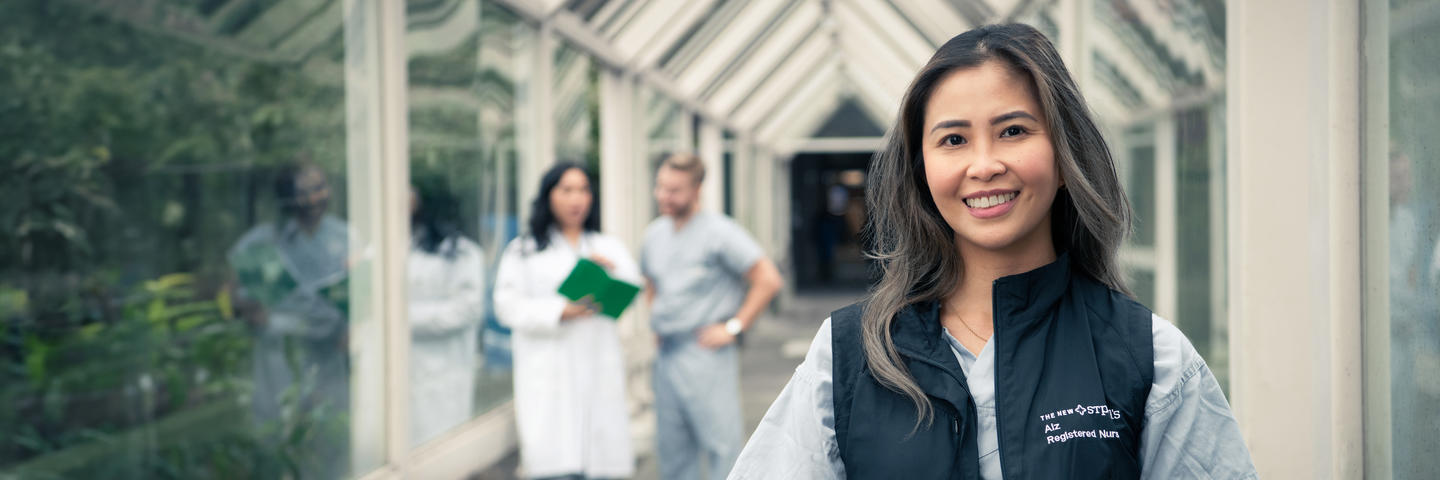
[965,192,1017,209]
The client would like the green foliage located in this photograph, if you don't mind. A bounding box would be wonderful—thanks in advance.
[0,0,348,275]
[1,273,249,475]
[1,0,353,477]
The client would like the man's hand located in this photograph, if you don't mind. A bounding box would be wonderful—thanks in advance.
[696,323,736,349]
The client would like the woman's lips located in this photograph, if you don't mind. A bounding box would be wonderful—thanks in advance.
[964,191,1018,219]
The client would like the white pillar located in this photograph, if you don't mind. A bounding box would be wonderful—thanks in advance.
[1154,116,1178,322]
[1226,0,1362,477]
[771,150,795,309]
[633,81,656,233]
[731,135,754,229]
[698,120,725,214]
[342,0,398,468]
[517,23,556,226]
[600,68,637,246]
[599,69,658,460]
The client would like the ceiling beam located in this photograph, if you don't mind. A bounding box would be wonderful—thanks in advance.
[729,34,835,127]
[673,0,792,94]
[705,1,824,113]
[755,60,845,142]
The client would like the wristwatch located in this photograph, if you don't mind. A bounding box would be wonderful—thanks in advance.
[724,317,744,336]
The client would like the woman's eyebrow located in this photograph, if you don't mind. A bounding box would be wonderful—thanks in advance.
[929,119,970,134]
[990,110,1038,125]
[929,111,1038,134]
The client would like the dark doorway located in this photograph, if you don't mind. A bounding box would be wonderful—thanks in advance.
[790,152,874,292]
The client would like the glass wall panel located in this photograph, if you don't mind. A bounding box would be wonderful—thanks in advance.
[554,41,600,174]
[723,129,735,216]
[1030,0,1228,387]
[644,86,689,157]
[1102,0,1227,387]
[1174,105,1223,384]
[641,86,687,217]
[1377,1,1440,476]
[404,0,527,448]
[0,1,382,478]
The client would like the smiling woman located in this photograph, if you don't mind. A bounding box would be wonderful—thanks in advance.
[921,62,1061,271]
[730,24,1256,480]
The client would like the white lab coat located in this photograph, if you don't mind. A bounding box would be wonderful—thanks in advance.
[407,236,485,447]
[493,230,637,479]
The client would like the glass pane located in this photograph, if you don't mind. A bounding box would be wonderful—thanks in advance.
[1130,268,1157,313]
[1064,0,1228,389]
[554,41,599,174]
[404,0,525,448]
[1124,127,1157,248]
[1175,106,1225,386]
[0,1,382,478]
[645,87,688,156]
[1384,0,1440,475]
[642,86,687,217]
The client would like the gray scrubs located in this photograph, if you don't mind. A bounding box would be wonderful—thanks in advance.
[642,211,763,480]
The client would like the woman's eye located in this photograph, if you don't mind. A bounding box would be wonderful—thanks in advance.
[943,134,966,146]
[1000,125,1027,137]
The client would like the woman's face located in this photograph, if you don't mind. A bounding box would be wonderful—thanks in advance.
[920,59,1062,256]
[549,168,593,231]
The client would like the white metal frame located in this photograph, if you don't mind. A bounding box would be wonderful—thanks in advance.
[1360,0,1392,477]
[343,0,392,474]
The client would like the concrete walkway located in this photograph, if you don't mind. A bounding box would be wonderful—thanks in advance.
[473,289,866,480]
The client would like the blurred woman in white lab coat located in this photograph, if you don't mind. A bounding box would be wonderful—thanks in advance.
[407,181,486,447]
[494,163,638,480]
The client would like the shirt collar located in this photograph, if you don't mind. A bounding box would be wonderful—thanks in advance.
[991,252,1072,326]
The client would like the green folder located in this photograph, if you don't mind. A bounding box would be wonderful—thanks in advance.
[556,258,640,319]
[232,242,298,307]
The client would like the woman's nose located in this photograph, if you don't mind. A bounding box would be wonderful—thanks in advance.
[967,148,1007,181]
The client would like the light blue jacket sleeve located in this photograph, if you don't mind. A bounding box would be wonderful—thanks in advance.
[729,319,846,480]
[1140,316,1259,479]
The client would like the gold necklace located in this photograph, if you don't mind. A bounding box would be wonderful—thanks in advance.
[945,302,992,342]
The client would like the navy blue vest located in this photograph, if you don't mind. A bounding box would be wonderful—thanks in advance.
[832,255,1154,479]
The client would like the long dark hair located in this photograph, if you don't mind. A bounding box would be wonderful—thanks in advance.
[527,162,600,252]
[863,24,1132,426]
[411,175,463,258]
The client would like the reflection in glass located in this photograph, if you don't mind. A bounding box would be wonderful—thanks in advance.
[229,163,351,479]
[405,0,525,447]
[0,1,375,477]
[1386,1,1440,475]
[407,181,485,446]
[1026,0,1228,388]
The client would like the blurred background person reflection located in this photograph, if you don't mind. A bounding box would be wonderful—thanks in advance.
[407,178,486,447]
[493,162,638,480]
[227,161,350,479]
[1387,143,1440,476]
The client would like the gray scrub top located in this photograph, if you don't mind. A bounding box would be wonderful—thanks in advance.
[642,211,763,337]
